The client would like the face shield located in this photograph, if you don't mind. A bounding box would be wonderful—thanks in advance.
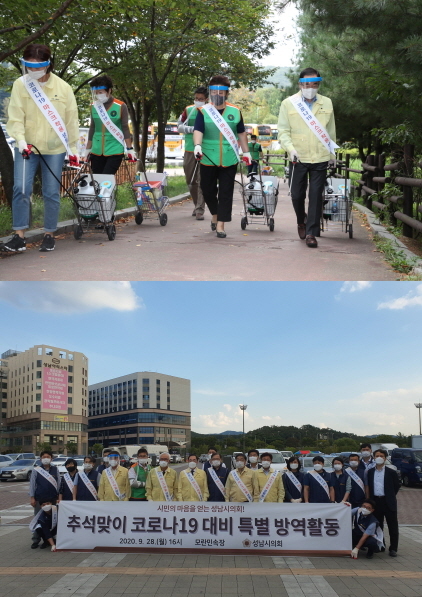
[299,76,322,100]
[21,58,50,80]
[209,85,228,107]
[91,85,109,105]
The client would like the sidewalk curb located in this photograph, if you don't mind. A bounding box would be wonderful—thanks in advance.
[0,192,191,246]
[354,203,422,276]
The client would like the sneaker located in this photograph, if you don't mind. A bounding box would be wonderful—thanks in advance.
[39,234,55,252]
[1,234,26,252]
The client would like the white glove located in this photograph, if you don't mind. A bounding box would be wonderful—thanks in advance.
[126,150,137,161]
[328,158,336,168]
[51,545,57,552]
[194,144,202,160]
[351,547,359,559]
[18,140,29,153]
[289,149,299,163]
[241,152,252,166]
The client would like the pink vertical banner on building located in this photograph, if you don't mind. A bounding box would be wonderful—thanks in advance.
[42,368,68,411]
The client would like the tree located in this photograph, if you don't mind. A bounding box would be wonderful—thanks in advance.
[374,435,395,444]
[333,437,360,452]
[65,441,78,455]
[36,441,52,454]
[91,443,104,455]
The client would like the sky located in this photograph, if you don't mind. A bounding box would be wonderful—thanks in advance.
[0,281,421,438]
[260,3,301,68]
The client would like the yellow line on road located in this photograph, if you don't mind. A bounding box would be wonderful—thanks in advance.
[0,567,422,579]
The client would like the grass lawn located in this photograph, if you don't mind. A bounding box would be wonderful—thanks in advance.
[0,175,189,237]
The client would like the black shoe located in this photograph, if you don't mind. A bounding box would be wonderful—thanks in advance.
[39,542,49,549]
[1,233,26,253]
[31,541,40,549]
[39,234,55,252]
[389,550,397,557]
[216,230,226,238]
[211,222,217,231]
[365,549,374,559]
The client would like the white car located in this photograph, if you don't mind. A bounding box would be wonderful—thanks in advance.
[254,449,287,473]
[53,457,85,476]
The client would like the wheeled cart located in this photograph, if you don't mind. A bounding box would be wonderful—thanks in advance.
[133,172,169,227]
[240,168,279,232]
[321,176,353,239]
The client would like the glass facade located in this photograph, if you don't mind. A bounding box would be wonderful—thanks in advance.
[88,412,190,428]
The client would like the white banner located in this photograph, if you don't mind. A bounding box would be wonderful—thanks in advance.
[57,501,352,554]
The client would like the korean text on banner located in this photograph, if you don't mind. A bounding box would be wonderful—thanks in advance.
[57,501,352,553]
[42,367,68,411]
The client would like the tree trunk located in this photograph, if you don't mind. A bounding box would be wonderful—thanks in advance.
[358,139,365,163]
[156,97,166,173]
[140,100,152,171]
[0,127,14,207]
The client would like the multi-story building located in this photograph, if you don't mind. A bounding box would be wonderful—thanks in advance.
[1,345,88,455]
[88,372,190,450]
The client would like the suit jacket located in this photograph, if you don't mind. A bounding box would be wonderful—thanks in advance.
[366,466,400,511]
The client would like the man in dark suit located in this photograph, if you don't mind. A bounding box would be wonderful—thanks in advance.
[365,448,401,557]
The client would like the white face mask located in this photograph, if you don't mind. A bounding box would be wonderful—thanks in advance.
[249,456,258,464]
[29,69,47,80]
[194,100,205,107]
[313,464,323,471]
[349,461,359,468]
[188,461,197,469]
[375,457,385,465]
[103,457,109,463]
[42,505,52,512]
[261,461,271,469]
[83,463,93,470]
[360,508,371,516]
[290,463,299,470]
[235,461,245,469]
[334,464,343,471]
[159,460,169,468]
[96,93,109,103]
[302,87,318,100]
[41,458,51,466]
[109,458,119,467]
[361,451,371,458]
[211,460,221,468]
[138,458,148,465]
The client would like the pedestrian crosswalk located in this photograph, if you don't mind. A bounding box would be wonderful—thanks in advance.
[0,503,33,522]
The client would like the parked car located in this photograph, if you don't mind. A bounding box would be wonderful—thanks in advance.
[0,455,14,469]
[55,457,85,476]
[391,448,422,486]
[173,454,183,463]
[280,451,294,459]
[0,459,37,481]
[199,454,209,463]
[299,456,334,474]
[119,454,131,469]
[5,453,36,461]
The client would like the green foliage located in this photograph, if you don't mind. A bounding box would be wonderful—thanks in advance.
[373,236,418,274]
[91,443,104,455]
[65,441,78,455]
[37,442,52,454]
[333,437,360,452]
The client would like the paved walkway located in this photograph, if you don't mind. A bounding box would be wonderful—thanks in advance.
[1,524,422,597]
[0,179,396,281]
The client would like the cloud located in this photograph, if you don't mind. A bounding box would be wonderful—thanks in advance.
[193,406,253,433]
[377,284,422,310]
[340,281,372,293]
[223,404,232,412]
[0,282,141,313]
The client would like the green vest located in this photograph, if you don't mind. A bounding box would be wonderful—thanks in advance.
[184,104,198,152]
[248,142,262,160]
[201,104,241,167]
[130,464,150,499]
[91,99,124,156]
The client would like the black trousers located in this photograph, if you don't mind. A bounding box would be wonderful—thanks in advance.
[200,164,237,222]
[90,153,124,175]
[289,160,328,237]
[373,496,399,551]
[247,161,258,175]
[352,529,380,552]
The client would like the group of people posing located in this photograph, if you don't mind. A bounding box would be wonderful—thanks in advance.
[29,442,399,561]
[2,41,337,252]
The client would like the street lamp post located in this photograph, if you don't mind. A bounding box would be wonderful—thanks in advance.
[415,403,422,435]
[239,405,248,453]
